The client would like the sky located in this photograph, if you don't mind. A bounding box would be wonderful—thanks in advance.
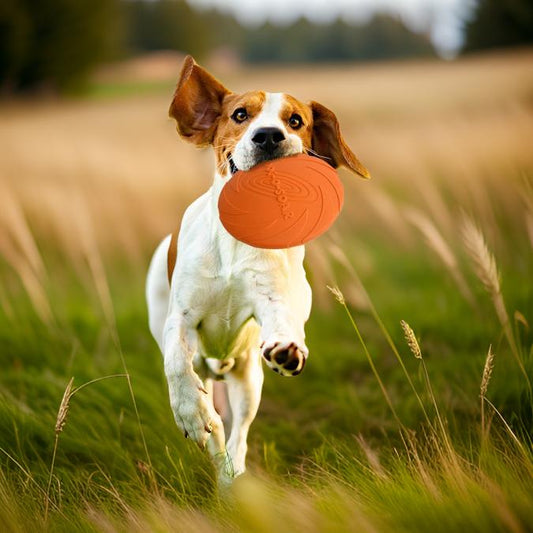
[188,0,473,57]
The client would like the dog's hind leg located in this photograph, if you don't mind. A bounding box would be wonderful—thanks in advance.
[225,348,264,478]
[202,378,233,486]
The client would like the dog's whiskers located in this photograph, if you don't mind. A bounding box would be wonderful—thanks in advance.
[306,148,332,162]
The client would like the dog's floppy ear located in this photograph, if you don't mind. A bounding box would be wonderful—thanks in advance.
[310,101,370,179]
[169,55,230,146]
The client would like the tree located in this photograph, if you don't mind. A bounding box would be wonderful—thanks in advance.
[0,0,119,93]
[122,0,209,58]
[242,14,435,64]
[463,0,533,52]
[354,14,435,60]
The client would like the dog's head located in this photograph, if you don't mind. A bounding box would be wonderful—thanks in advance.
[169,56,370,179]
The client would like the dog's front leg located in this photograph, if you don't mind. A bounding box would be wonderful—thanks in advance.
[163,313,224,451]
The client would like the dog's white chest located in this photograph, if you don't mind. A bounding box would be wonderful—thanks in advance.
[195,272,257,359]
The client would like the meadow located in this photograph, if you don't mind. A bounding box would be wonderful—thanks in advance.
[0,48,532,532]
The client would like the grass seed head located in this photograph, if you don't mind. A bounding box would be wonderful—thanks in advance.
[461,216,501,297]
[327,285,345,305]
[55,378,74,435]
[401,320,422,359]
[480,346,495,398]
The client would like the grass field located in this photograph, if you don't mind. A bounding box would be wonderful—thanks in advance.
[0,49,533,532]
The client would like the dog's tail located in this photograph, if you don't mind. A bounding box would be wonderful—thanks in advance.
[146,235,172,352]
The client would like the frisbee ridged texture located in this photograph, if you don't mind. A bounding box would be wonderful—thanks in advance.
[218,154,344,249]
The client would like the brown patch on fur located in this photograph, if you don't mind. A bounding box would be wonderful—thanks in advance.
[214,91,266,174]
[167,230,178,284]
[280,94,314,150]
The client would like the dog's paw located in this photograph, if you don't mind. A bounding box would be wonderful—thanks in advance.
[262,341,307,377]
[168,375,221,449]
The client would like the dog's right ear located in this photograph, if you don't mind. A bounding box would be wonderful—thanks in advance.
[169,55,230,146]
[310,101,370,179]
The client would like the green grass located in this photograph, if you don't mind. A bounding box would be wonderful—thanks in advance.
[0,192,532,532]
[1,50,533,531]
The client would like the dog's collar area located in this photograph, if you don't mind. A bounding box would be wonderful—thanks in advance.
[228,155,238,175]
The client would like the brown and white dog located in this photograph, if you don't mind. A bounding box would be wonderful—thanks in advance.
[146,56,369,485]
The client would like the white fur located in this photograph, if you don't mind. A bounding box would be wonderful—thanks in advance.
[232,93,303,171]
[146,92,312,485]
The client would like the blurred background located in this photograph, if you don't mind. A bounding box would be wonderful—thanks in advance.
[0,1,533,530]
[1,0,533,94]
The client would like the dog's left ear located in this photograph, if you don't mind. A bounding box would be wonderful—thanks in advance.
[310,101,370,179]
[169,55,231,146]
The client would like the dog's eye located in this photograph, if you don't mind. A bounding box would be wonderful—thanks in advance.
[232,108,248,123]
[288,113,303,129]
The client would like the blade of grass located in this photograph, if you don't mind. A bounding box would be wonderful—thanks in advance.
[327,285,404,430]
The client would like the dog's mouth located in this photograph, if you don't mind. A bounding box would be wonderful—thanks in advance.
[227,151,299,176]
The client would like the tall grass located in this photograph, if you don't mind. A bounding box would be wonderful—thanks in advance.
[0,49,532,531]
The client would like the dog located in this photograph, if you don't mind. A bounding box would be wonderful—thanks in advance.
[146,56,369,485]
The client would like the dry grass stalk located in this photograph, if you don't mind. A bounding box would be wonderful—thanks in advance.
[405,208,474,305]
[55,377,74,435]
[0,183,53,323]
[404,431,441,499]
[480,474,526,533]
[514,311,529,331]
[526,213,533,251]
[329,285,404,429]
[483,398,533,476]
[401,321,455,459]
[45,377,74,521]
[70,192,116,329]
[461,216,529,389]
[363,187,411,244]
[480,345,495,441]
[480,345,495,400]
[327,243,370,310]
[0,232,53,324]
[461,216,500,297]
[60,192,157,490]
[327,285,345,305]
[45,374,129,521]
[400,320,422,359]
[305,241,337,309]
[0,183,46,277]
[355,435,388,480]
[0,447,63,516]
[326,250,432,424]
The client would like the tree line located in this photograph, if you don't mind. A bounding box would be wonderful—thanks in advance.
[122,2,436,63]
[1,0,531,94]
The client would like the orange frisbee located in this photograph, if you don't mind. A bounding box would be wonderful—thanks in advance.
[218,154,344,249]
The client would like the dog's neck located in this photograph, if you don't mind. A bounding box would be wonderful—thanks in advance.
[209,170,242,247]
[211,170,229,199]
[209,170,230,223]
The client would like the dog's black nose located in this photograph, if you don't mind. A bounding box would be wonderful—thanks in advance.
[252,127,285,154]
